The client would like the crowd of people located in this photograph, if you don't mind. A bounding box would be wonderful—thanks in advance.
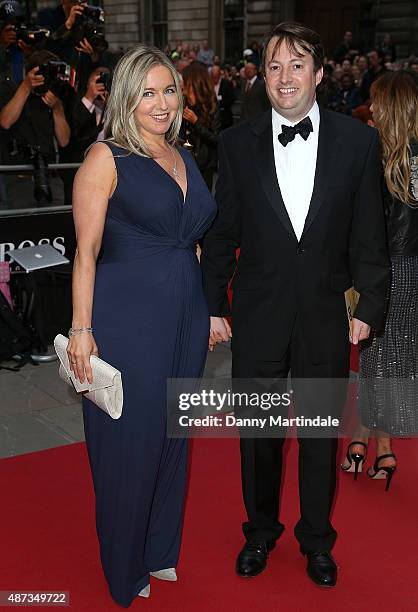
[1,0,417,209]
[0,3,417,608]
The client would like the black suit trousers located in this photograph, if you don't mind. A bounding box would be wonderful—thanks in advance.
[232,315,349,552]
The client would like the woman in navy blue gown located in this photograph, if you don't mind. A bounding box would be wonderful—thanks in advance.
[68,46,216,607]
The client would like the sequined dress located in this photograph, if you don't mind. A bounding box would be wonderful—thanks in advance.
[359,143,418,435]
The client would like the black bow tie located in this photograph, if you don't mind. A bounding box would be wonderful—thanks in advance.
[278,116,313,147]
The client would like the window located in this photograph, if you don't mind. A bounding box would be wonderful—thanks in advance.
[152,0,168,50]
[224,0,245,64]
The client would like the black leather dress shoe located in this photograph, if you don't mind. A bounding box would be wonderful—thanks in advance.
[236,539,275,578]
[304,551,337,587]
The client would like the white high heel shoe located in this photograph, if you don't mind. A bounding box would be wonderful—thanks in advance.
[150,568,177,581]
[138,584,150,598]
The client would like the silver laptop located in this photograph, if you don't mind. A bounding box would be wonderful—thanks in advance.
[9,244,70,272]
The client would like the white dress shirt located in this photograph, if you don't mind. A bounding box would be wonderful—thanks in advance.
[272,101,320,240]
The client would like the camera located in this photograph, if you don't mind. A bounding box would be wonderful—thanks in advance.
[73,1,107,53]
[15,24,50,47]
[81,4,104,22]
[34,60,71,96]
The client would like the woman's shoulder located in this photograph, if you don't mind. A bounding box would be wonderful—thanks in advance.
[82,142,118,168]
[95,140,131,156]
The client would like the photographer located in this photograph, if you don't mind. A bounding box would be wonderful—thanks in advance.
[0,49,71,202]
[0,0,30,81]
[73,65,109,151]
[38,0,85,63]
[38,0,109,88]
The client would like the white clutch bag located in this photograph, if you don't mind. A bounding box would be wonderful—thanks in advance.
[54,334,123,419]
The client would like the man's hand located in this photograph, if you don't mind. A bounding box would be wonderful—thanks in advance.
[350,318,371,345]
[42,90,63,111]
[209,316,232,351]
[75,37,93,55]
[85,74,107,103]
[0,24,17,48]
[17,39,34,56]
[65,3,85,30]
[22,66,45,93]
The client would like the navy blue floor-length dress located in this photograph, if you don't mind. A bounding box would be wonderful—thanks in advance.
[82,142,216,607]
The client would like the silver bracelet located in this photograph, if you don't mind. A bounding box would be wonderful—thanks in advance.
[69,327,93,336]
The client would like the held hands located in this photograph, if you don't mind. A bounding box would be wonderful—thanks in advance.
[183,107,198,125]
[350,318,371,345]
[208,316,232,351]
[67,332,98,385]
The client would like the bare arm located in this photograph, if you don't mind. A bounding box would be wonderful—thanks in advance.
[0,67,44,129]
[68,142,117,383]
[53,101,71,147]
[42,91,71,147]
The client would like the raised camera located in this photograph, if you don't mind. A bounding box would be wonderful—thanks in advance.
[35,61,71,96]
[15,24,50,46]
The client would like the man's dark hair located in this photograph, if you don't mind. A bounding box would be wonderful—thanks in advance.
[368,48,385,62]
[261,21,324,75]
[24,49,59,72]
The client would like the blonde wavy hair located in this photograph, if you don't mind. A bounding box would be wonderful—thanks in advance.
[103,45,183,157]
[371,70,418,205]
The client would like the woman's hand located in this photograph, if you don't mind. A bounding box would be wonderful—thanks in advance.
[67,332,99,385]
[183,106,198,124]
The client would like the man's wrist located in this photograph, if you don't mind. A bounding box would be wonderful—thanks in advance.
[19,80,32,97]
[52,102,64,114]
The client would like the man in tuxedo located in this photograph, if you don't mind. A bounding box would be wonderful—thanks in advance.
[201,22,389,587]
[240,61,270,120]
[211,64,234,130]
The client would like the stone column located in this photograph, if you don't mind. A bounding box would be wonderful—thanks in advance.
[373,0,418,59]
[167,0,210,48]
[247,0,281,42]
[103,0,141,52]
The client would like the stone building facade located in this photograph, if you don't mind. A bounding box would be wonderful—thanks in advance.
[32,1,417,62]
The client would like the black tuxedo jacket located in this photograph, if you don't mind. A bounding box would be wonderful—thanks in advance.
[217,78,234,130]
[71,97,104,159]
[201,107,390,363]
[240,78,270,121]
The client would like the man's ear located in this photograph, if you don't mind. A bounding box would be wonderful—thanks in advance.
[315,66,324,87]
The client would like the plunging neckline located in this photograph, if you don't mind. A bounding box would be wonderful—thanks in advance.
[150,147,188,205]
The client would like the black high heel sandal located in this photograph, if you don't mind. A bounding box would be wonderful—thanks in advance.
[341,441,368,480]
[367,453,397,492]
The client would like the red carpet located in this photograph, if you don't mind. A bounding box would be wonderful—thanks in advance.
[1,434,417,611]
